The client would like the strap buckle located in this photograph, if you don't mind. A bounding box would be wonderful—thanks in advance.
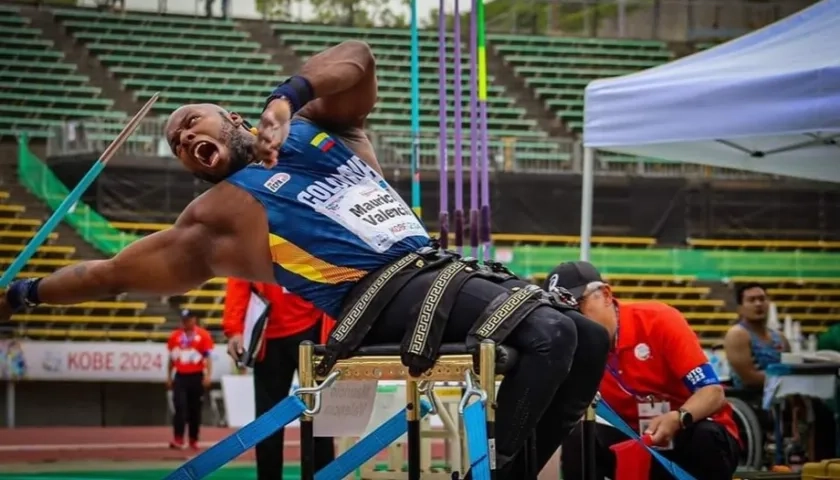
[294,370,341,416]
[458,370,488,414]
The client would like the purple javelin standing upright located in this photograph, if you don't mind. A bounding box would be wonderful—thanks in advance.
[437,0,449,250]
[453,0,464,255]
[468,0,479,258]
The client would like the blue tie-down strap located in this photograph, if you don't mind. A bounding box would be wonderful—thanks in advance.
[595,399,696,480]
[164,395,307,480]
[464,399,491,480]
[315,398,433,480]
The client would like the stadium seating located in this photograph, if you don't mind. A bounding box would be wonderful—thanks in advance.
[0,4,125,140]
[271,23,570,168]
[492,34,672,134]
[52,8,274,124]
[0,190,169,341]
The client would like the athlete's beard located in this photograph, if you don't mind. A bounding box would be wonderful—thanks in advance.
[194,125,255,184]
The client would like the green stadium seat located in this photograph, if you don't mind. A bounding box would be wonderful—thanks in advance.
[74,32,261,51]
[493,33,671,142]
[0,7,121,139]
[86,43,271,61]
[52,7,236,29]
[61,20,248,40]
[0,47,63,61]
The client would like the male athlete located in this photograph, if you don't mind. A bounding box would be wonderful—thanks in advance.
[0,41,609,478]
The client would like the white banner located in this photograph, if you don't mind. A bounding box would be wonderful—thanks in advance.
[0,340,236,382]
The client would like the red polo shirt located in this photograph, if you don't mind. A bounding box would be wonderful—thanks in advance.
[222,278,325,340]
[167,326,214,375]
[599,301,740,443]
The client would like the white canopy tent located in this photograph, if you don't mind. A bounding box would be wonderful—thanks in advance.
[578,0,840,260]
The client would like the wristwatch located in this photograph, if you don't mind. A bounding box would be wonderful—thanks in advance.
[677,408,694,429]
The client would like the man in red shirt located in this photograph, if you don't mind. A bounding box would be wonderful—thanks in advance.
[546,262,740,480]
[222,278,335,480]
[166,309,214,450]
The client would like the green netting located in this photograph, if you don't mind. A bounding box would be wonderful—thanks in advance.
[17,135,139,255]
[503,246,840,280]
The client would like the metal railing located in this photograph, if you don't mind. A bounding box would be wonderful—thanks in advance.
[42,116,773,180]
[46,115,171,159]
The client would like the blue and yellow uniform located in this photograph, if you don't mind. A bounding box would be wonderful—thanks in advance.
[226,120,430,317]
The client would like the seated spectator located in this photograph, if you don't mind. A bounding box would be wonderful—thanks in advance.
[725,283,835,462]
[724,283,788,390]
[546,261,740,480]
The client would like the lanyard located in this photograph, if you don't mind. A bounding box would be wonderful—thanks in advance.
[607,307,659,405]
[606,356,649,402]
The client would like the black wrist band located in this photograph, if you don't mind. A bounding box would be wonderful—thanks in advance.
[265,75,314,115]
[6,278,42,312]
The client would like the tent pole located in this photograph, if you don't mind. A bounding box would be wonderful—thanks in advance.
[580,147,594,261]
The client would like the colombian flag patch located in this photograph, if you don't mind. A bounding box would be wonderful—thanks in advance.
[310,132,335,152]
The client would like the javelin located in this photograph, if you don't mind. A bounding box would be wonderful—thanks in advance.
[0,92,160,288]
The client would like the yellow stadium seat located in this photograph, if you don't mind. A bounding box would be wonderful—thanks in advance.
[17,328,171,341]
[689,325,730,333]
[611,285,711,296]
[0,218,42,227]
[202,317,222,327]
[773,301,840,309]
[768,288,840,297]
[41,301,148,310]
[0,231,57,239]
[184,289,226,298]
[490,233,656,246]
[0,192,9,200]
[0,244,75,255]
[110,221,171,231]
[181,303,224,312]
[0,257,76,268]
[0,270,48,279]
[605,274,697,283]
[0,205,25,213]
[688,238,840,250]
[11,314,166,325]
[204,277,228,285]
[683,312,738,321]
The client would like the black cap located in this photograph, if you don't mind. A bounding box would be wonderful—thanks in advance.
[180,308,197,320]
[543,261,604,300]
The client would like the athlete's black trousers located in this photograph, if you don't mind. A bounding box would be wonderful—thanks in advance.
[254,325,335,480]
[172,372,204,441]
[561,421,740,480]
[365,275,611,478]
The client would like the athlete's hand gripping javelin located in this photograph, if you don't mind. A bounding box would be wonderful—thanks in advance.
[255,97,293,168]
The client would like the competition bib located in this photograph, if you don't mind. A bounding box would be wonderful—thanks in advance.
[314,177,426,253]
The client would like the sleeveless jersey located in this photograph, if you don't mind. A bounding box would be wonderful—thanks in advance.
[226,119,430,318]
[731,321,784,389]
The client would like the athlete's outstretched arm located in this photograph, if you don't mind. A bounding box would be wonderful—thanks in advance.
[14,209,216,307]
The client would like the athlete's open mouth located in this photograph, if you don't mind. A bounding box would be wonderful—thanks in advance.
[192,141,219,167]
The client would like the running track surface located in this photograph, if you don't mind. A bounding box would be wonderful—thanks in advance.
[0,426,448,476]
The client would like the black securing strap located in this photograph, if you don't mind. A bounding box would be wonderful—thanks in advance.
[317,252,426,376]
[401,258,477,376]
[466,284,545,352]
